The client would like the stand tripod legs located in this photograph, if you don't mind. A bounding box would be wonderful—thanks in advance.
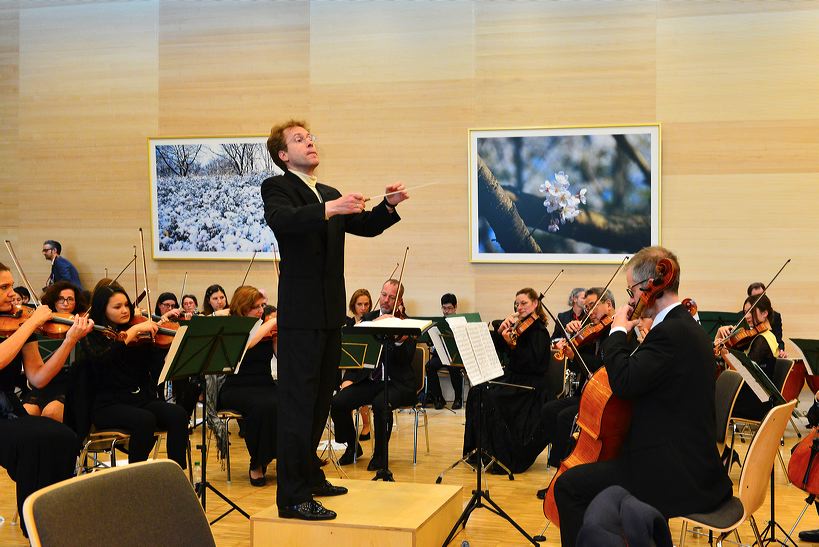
[436,449,514,484]
[443,489,539,546]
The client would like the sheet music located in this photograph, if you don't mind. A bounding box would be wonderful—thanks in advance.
[447,318,503,385]
[427,326,452,365]
[723,351,775,403]
[355,317,433,331]
[233,318,262,375]
[158,325,188,384]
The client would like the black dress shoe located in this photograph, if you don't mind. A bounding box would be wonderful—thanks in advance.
[451,399,463,410]
[312,480,348,497]
[279,500,337,521]
[434,397,445,410]
[249,466,266,487]
[800,529,819,542]
[367,457,385,472]
[358,431,371,441]
[338,443,363,465]
[536,487,548,500]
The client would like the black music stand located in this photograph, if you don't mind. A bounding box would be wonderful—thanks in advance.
[344,318,431,482]
[159,315,258,525]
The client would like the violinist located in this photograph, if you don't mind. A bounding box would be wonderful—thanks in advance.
[539,288,615,480]
[203,284,229,316]
[551,288,586,341]
[553,246,732,547]
[343,288,373,441]
[20,281,87,422]
[462,287,552,474]
[80,284,189,470]
[331,279,416,470]
[154,292,181,323]
[217,286,278,486]
[424,293,464,410]
[0,262,92,537]
[11,286,31,307]
[715,294,778,421]
[747,282,786,357]
[181,293,199,319]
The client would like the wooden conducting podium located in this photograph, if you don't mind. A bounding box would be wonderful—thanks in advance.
[251,479,462,546]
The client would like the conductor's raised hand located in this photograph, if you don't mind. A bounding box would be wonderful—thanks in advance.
[326,193,366,218]
[384,182,409,207]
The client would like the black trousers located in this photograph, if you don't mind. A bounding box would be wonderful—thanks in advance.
[219,383,277,468]
[554,459,634,547]
[425,353,463,401]
[331,378,416,460]
[93,399,188,469]
[0,416,77,536]
[276,328,341,508]
[541,395,579,467]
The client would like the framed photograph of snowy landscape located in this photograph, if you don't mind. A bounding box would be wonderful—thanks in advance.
[469,124,660,264]
[148,136,283,260]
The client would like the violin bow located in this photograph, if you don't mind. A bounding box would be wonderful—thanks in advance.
[241,251,257,287]
[132,245,139,307]
[540,302,592,378]
[138,228,153,324]
[577,255,629,332]
[720,258,791,342]
[3,239,43,306]
[537,269,564,303]
[180,271,188,299]
[391,247,409,317]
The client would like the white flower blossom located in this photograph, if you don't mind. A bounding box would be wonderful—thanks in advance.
[537,172,587,233]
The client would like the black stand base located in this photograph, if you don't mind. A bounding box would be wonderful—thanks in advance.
[757,467,796,546]
[196,481,250,524]
[436,448,514,484]
[444,487,539,547]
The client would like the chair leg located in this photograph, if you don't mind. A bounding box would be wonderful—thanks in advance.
[353,408,360,463]
[776,446,787,476]
[225,417,232,484]
[679,520,687,547]
[749,516,764,546]
[152,433,163,460]
[186,438,193,483]
[790,417,802,439]
[413,409,419,465]
[423,410,430,454]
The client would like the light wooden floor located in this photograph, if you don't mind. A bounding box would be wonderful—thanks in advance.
[2,397,819,547]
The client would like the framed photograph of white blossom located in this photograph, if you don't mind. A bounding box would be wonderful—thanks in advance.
[148,136,283,260]
[469,124,661,263]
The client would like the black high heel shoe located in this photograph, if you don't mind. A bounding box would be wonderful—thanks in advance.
[249,465,266,487]
[358,431,371,441]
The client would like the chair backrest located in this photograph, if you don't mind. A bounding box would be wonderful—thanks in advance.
[776,358,806,401]
[736,399,797,515]
[412,345,429,395]
[24,460,215,547]
[546,350,568,399]
[715,369,744,446]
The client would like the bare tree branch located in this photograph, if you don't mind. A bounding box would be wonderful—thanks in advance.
[613,134,650,182]
[477,158,542,253]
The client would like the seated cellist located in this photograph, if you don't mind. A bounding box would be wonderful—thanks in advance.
[553,246,732,547]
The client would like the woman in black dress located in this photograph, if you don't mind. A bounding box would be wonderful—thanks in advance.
[0,263,92,536]
[218,285,279,486]
[81,284,188,469]
[462,287,552,474]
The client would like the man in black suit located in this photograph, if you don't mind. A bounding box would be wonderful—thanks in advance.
[424,293,464,410]
[551,287,586,341]
[261,119,407,520]
[554,246,733,547]
[332,279,417,470]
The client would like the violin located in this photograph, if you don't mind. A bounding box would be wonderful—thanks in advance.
[714,320,770,357]
[501,312,537,349]
[544,258,678,526]
[259,307,278,343]
[553,315,613,361]
[122,313,180,348]
[0,305,119,341]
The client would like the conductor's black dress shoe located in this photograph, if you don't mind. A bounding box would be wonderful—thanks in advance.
[799,529,819,542]
[312,480,348,497]
[279,500,337,520]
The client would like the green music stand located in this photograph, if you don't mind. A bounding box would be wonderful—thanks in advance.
[790,338,819,390]
[698,310,742,339]
[340,333,382,370]
[159,315,258,524]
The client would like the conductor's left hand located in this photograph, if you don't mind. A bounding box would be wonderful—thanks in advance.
[385,182,409,207]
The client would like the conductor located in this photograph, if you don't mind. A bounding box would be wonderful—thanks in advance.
[261,120,407,520]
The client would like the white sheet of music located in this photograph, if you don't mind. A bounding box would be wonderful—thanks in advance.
[723,352,769,403]
[447,317,503,386]
[427,325,452,366]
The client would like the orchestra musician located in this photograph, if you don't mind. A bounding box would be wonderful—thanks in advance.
[716,294,778,421]
[21,281,88,423]
[202,284,229,316]
[553,246,732,547]
[344,288,373,441]
[462,287,552,474]
[539,287,615,484]
[552,288,586,341]
[332,279,417,469]
[261,119,406,520]
[747,282,786,357]
[80,284,189,470]
[217,286,279,487]
[424,293,464,410]
[181,293,199,320]
[0,262,92,537]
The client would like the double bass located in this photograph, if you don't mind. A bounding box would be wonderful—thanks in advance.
[543,258,676,525]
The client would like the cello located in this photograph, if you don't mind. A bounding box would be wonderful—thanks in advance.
[542,258,676,526]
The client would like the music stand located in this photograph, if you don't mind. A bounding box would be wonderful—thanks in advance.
[791,339,819,392]
[438,319,539,546]
[158,315,258,525]
[346,317,431,481]
[699,310,742,339]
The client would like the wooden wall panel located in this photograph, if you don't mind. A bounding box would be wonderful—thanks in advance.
[1,0,817,344]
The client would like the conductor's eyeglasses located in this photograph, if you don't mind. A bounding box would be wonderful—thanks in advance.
[288,133,317,145]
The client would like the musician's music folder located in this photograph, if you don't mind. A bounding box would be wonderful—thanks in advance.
[446,317,503,386]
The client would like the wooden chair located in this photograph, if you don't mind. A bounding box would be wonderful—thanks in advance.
[714,370,743,469]
[395,345,431,464]
[23,460,215,547]
[678,399,797,547]
[206,409,243,483]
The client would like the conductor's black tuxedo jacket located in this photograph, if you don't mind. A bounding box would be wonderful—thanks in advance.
[261,170,400,329]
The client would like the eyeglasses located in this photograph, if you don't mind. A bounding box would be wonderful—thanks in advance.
[158,302,176,308]
[42,248,53,253]
[56,296,75,304]
[626,277,652,299]
[287,133,317,145]
[583,300,598,312]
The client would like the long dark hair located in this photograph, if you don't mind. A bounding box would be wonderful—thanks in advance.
[203,284,228,315]
[154,292,179,316]
[88,285,134,329]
